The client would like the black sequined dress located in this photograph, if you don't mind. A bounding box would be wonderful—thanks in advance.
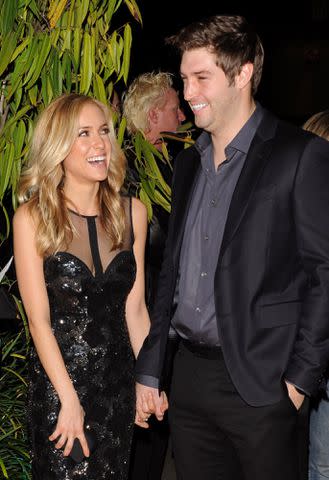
[28,198,136,479]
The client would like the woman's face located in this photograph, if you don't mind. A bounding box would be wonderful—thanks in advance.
[62,102,112,186]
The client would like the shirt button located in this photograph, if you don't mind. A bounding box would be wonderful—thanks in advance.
[210,199,216,206]
[201,272,207,277]
[204,235,209,241]
[195,307,201,313]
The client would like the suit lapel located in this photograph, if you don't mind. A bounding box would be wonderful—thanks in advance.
[219,113,278,258]
[172,147,201,265]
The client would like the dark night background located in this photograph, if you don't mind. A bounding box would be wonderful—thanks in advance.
[127,0,329,126]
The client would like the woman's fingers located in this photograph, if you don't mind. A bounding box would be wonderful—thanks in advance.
[50,425,89,458]
[55,433,67,450]
[51,432,90,458]
[141,393,152,414]
[49,425,62,442]
[63,437,74,457]
[78,432,90,458]
[160,391,169,412]
[134,410,150,428]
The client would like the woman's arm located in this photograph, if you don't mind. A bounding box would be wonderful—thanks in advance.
[125,197,150,358]
[126,198,168,428]
[13,204,89,457]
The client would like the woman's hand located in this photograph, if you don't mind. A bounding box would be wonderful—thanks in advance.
[49,395,90,458]
[135,385,169,428]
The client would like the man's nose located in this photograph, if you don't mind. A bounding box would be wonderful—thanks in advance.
[184,81,196,102]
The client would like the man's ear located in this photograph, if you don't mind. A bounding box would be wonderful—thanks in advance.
[148,108,159,126]
[235,62,254,90]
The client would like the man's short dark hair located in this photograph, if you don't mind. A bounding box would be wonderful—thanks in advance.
[166,15,264,96]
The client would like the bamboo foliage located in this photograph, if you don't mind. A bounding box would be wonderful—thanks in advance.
[0,1,141,478]
[124,127,195,221]
[0,0,142,219]
[0,325,30,480]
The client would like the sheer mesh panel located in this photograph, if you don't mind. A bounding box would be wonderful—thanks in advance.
[65,197,133,277]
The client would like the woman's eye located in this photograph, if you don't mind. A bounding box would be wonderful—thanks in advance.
[101,127,110,135]
[78,130,89,137]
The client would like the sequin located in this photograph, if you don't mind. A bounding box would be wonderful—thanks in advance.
[27,198,136,479]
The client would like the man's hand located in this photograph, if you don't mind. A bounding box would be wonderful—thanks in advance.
[135,383,168,428]
[285,381,305,410]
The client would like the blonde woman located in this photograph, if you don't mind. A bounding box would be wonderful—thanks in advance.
[13,93,151,479]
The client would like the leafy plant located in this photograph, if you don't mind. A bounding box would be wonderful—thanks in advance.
[124,125,195,220]
[0,319,30,480]
[0,1,142,477]
[0,0,142,220]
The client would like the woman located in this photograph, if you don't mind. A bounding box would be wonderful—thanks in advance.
[13,93,150,479]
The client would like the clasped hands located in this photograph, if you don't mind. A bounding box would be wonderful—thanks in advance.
[135,382,169,428]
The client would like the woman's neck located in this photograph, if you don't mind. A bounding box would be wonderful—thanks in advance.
[63,182,100,216]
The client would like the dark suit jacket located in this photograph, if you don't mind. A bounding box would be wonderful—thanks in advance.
[136,109,329,407]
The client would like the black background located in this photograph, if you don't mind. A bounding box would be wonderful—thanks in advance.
[125,0,329,125]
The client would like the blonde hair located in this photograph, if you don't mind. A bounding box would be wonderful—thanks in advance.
[303,110,329,141]
[122,72,173,134]
[18,93,126,256]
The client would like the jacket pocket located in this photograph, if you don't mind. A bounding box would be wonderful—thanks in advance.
[260,300,301,328]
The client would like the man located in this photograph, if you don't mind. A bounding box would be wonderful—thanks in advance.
[122,71,186,153]
[135,15,329,480]
[123,70,188,306]
[123,72,186,480]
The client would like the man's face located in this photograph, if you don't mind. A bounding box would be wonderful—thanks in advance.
[156,88,186,134]
[180,47,240,135]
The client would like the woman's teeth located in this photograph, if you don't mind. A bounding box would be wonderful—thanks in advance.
[87,156,106,163]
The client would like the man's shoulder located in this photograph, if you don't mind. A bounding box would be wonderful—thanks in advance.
[174,129,205,163]
[258,108,323,152]
[258,110,329,172]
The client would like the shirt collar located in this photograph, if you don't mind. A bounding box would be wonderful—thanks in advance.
[195,102,264,158]
[228,102,264,155]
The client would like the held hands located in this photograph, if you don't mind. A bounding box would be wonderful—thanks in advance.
[49,394,89,458]
[135,383,168,428]
[285,381,305,410]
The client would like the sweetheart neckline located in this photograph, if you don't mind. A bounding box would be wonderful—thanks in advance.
[45,250,134,280]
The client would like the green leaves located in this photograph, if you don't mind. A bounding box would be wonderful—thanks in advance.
[0,3,142,476]
[0,0,18,36]
[121,23,132,83]
[48,0,69,28]
[128,132,173,221]
[0,32,18,77]
[124,0,142,24]
[0,0,141,217]
[0,328,30,479]
[80,31,93,93]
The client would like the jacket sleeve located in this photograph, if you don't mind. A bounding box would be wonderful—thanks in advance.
[135,153,182,382]
[285,135,329,395]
